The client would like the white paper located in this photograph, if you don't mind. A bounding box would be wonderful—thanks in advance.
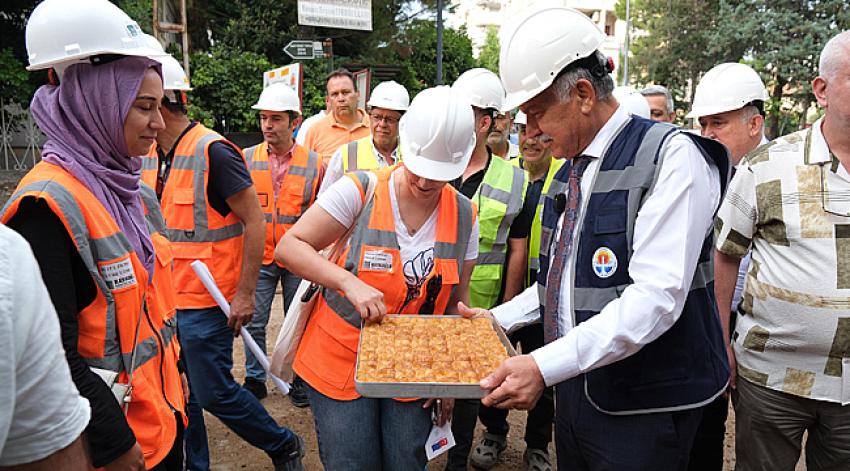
[425,420,455,461]
[191,260,290,395]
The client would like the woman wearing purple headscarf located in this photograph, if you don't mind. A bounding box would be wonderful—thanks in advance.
[2,56,188,471]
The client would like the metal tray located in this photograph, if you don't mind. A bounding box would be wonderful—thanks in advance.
[354,315,516,399]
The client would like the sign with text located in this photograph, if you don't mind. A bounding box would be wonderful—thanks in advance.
[283,40,324,60]
[297,0,372,32]
[262,63,304,111]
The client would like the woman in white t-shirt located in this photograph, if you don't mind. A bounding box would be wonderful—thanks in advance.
[276,86,478,470]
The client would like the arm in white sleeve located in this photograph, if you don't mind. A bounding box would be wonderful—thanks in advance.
[318,147,345,197]
[531,135,721,386]
[491,284,541,333]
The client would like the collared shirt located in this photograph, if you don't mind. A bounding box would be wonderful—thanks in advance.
[318,138,399,196]
[302,109,371,164]
[267,142,296,196]
[295,110,326,146]
[715,118,850,404]
[493,106,721,386]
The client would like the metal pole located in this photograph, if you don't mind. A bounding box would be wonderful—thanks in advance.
[623,0,630,86]
[436,0,444,85]
[180,0,189,77]
[324,38,334,73]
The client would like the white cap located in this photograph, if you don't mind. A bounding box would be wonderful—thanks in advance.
[252,83,301,113]
[399,86,476,182]
[26,0,167,73]
[367,80,409,111]
[612,86,651,119]
[514,110,527,125]
[686,63,768,119]
[142,34,191,91]
[499,7,605,111]
[452,68,505,111]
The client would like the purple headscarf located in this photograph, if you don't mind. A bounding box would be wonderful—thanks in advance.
[30,56,161,277]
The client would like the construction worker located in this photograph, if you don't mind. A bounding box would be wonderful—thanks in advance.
[446,67,534,471]
[241,83,323,407]
[319,80,409,193]
[461,6,730,470]
[488,111,520,160]
[3,1,186,469]
[141,49,304,471]
[473,109,560,471]
[277,85,478,471]
[640,84,677,123]
[685,62,768,471]
[302,68,371,163]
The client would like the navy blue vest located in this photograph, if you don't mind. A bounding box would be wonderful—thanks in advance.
[538,117,731,414]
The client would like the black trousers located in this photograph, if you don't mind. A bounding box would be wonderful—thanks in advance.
[687,394,728,471]
[150,412,185,471]
[478,323,554,450]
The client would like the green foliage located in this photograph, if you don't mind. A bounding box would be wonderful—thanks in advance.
[115,0,152,33]
[188,46,274,133]
[477,26,499,73]
[0,48,33,106]
[396,20,475,91]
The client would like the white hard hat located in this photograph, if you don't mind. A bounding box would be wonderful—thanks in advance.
[612,86,651,119]
[252,83,301,113]
[25,0,167,73]
[686,63,768,119]
[142,34,191,91]
[399,86,475,182]
[514,110,527,125]
[499,7,605,111]
[452,68,505,111]
[367,80,409,111]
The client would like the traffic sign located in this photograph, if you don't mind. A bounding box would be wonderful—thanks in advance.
[283,40,324,60]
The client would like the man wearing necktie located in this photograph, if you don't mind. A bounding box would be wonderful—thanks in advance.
[459,6,732,470]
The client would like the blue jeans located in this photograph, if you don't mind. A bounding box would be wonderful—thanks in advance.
[177,307,296,470]
[244,263,301,382]
[305,382,432,470]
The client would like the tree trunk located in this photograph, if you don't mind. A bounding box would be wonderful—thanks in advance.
[767,74,786,140]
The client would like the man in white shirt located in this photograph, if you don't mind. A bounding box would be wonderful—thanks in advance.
[461,7,731,469]
[685,61,770,471]
[0,224,90,469]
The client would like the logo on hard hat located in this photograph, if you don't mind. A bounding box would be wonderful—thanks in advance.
[591,247,617,278]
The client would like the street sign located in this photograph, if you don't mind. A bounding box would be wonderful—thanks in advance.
[283,40,324,60]
[298,0,372,32]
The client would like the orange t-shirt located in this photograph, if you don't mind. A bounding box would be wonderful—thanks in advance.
[303,109,371,164]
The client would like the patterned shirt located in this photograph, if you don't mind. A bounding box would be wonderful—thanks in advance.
[715,118,850,404]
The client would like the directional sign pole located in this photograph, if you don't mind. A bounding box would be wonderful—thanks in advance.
[284,40,323,61]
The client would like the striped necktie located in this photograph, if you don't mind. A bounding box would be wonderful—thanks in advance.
[544,156,592,343]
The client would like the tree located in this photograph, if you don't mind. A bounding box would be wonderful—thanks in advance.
[477,26,499,73]
[189,45,274,133]
[395,20,475,92]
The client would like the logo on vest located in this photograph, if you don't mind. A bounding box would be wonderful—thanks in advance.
[362,249,394,273]
[99,257,137,290]
[591,247,617,279]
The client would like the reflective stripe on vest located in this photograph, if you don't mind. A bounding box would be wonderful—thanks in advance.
[342,136,378,172]
[469,156,527,308]
[245,142,321,265]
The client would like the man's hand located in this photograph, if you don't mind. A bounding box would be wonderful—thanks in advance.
[423,398,455,426]
[457,301,493,320]
[727,343,737,391]
[480,354,545,410]
[228,292,255,335]
[103,442,145,471]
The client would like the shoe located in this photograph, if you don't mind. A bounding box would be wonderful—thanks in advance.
[272,434,304,471]
[243,377,268,400]
[289,377,310,408]
[523,448,552,471]
[469,432,507,470]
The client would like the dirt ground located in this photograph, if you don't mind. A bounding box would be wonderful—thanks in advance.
[0,171,803,470]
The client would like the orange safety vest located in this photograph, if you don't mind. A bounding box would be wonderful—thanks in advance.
[293,166,476,400]
[140,124,245,308]
[2,162,186,469]
[244,142,321,266]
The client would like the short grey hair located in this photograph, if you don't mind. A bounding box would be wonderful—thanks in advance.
[819,30,850,81]
[552,54,615,103]
[640,85,674,114]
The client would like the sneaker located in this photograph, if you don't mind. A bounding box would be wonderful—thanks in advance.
[272,434,304,471]
[289,377,310,408]
[243,377,267,400]
[523,448,552,471]
[469,432,507,470]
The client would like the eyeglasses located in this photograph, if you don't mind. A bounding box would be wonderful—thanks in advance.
[370,114,400,125]
[819,162,850,217]
[418,274,443,315]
